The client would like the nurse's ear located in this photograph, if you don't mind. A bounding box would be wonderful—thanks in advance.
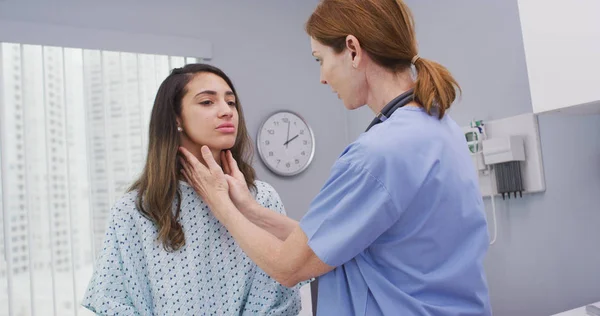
[345,35,363,69]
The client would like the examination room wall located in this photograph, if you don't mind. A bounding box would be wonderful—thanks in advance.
[2,0,600,315]
[0,0,341,221]
[346,0,600,315]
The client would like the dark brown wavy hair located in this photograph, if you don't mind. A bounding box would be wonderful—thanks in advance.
[129,64,256,251]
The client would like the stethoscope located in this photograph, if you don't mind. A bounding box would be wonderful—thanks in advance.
[365,89,414,132]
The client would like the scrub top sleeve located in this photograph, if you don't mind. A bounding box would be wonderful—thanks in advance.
[299,160,399,267]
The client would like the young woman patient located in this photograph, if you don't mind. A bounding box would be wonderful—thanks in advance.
[82,64,302,315]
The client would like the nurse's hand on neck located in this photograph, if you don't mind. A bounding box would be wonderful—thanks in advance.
[179,145,332,287]
[178,142,223,167]
[180,146,298,241]
[219,150,259,213]
[179,145,257,214]
[179,146,229,206]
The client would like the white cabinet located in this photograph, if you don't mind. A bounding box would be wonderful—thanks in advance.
[517,0,600,114]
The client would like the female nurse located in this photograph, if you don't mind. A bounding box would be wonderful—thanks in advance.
[179,0,492,315]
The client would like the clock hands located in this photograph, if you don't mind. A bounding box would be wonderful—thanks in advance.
[285,120,291,148]
[283,135,299,147]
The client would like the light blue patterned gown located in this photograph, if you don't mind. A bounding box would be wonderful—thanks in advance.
[82,181,303,316]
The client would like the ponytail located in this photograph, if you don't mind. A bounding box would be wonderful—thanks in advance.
[413,57,461,119]
[305,0,461,119]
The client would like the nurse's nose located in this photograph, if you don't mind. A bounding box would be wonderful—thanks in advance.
[320,75,328,85]
[319,70,328,85]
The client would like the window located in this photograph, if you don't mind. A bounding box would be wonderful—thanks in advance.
[0,42,201,316]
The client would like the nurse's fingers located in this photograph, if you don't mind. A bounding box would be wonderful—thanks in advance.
[178,146,205,171]
[181,167,192,185]
[226,151,243,179]
[201,146,221,172]
[222,151,231,175]
[180,157,195,182]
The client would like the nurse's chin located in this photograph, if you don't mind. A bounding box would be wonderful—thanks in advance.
[343,101,367,111]
[341,97,366,110]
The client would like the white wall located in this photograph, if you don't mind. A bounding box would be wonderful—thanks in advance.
[0,19,213,59]
[517,0,600,113]
[0,0,344,221]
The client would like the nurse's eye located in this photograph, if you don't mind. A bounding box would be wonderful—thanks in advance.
[227,101,237,106]
[199,100,213,105]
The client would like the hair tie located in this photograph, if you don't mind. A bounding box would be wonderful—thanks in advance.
[411,55,421,65]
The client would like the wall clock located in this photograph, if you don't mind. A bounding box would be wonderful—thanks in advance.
[256,111,315,176]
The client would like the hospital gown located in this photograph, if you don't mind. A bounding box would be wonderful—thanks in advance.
[82,180,302,316]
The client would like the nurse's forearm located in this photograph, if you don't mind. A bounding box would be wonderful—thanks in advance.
[211,197,301,286]
[245,203,299,241]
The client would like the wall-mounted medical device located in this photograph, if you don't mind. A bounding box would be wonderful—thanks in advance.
[463,113,546,199]
[462,113,546,245]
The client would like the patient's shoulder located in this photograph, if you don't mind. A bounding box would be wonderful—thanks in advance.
[108,190,148,225]
[253,180,286,215]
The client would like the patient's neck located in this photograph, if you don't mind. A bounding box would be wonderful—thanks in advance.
[180,141,222,168]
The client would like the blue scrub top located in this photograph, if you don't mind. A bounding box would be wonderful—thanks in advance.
[299,106,491,316]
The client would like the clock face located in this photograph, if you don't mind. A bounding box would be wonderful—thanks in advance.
[257,111,315,176]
